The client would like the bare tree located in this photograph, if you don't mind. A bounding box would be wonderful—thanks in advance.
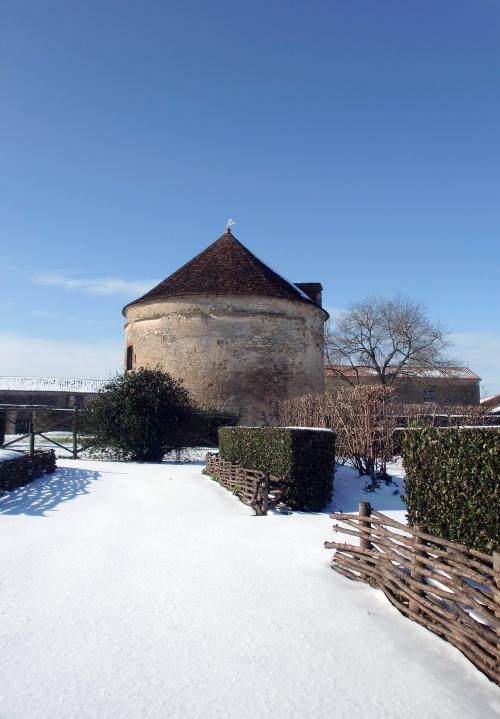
[325,296,452,387]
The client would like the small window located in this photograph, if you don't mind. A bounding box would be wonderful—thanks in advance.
[422,387,436,402]
[15,413,31,434]
[126,345,134,371]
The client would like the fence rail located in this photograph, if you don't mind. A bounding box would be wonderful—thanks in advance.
[0,404,82,458]
[205,453,289,515]
[325,502,499,685]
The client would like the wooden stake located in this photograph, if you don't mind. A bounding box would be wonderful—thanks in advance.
[261,475,269,516]
[410,524,427,615]
[358,501,372,551]
[29,413,35,458]
[72,407,78,460]
[494,552,500,675]
[357,501,373,582]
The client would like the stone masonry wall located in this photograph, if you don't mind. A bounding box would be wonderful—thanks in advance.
[392,377,480,405]
[325,373,480,405]
[124,294,326,423]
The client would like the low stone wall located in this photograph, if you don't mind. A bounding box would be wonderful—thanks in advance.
[0,450,57,493]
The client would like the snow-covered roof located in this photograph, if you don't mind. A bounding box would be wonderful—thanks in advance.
[407,367,480,380]
[326,365,480,380]
[0,376,107,394]
[480,393,500,410]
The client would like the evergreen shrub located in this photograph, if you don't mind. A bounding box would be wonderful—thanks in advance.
[83,368,193,462]
[218,426,335,511]
[402,427,500,553]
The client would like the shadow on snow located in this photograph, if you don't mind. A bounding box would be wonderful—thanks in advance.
[329,463,406,515]
[269,464,406,518]
[0,466,104,517]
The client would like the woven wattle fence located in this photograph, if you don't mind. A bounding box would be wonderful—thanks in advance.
[205,453,288,515]
[325,502,499,685]
[0,449,56,493]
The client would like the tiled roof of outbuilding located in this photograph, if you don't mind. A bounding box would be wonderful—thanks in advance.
[123,229,326,315]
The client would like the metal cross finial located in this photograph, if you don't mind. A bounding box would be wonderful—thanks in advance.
[226,218,236,229]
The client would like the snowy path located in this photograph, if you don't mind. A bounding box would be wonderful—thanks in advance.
[1,459,498,719]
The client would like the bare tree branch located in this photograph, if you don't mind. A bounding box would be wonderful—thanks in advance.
[325,295,454,386]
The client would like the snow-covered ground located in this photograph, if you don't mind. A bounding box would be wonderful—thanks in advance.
[0,458,498,718]
[0,448,24,462]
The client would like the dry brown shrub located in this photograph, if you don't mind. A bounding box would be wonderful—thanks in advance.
[277,388,499,480]
[395,403,496,427]
[277,386,396,478]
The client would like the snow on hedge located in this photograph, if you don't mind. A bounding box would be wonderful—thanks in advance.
[0,459,498,718]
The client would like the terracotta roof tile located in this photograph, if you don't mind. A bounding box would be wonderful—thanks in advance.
[123,229,326,315]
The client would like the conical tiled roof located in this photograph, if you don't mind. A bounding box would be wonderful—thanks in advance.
[123,229,325,314]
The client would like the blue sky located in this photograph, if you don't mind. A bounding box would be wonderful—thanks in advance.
[1,1,499,395]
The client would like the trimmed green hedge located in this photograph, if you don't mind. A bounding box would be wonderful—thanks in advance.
[218,426,335,511]
[402,427,500,553]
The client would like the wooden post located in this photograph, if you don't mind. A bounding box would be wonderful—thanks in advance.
[357,501,373,582]
[494,552,500,673]
[72,407,78,460]
[261,475,269,516]
[358,501,372,550]
[29,413,35,458]
[0,409,5,446]
[409,524,427,615]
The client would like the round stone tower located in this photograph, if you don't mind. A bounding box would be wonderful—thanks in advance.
[122,229,328,423]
